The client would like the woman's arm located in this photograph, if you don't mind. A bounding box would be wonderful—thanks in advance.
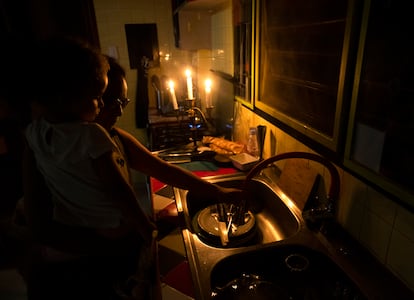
[114,127,243,202]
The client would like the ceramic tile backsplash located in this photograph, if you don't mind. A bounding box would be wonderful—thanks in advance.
[337,172,366,239]
[388,213,414,290]
[358,186,397,262]
[360,209,393,262]
[387,207,414,290]
[394,207,414,242]
[366,187,397,225]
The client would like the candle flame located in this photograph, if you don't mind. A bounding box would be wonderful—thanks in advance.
[185,69,191,77]
[205,79,212,93]
[168,80,174,90]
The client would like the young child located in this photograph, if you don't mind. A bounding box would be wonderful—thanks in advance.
[25,37,155,246]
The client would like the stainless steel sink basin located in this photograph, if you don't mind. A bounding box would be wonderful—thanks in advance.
[171,154,346,299]
[177,174,303,247]
[210,244,366,299]
[173,172,312,298]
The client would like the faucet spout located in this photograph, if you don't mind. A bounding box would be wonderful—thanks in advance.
[242,152,340,228]
[245,152,340,201]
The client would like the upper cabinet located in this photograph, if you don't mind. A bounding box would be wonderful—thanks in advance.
[344,0,414,207]
[254,0,359,152]
[172,0,229,50]
[233,0,255,108]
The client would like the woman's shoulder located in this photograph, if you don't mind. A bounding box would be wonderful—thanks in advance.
[109,127,137,142]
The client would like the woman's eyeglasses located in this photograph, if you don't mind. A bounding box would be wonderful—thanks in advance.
[113,97,130,109]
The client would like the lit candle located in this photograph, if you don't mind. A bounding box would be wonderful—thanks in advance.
[185,69,193,100]
[205,79,212,108]
[168,80,178,110]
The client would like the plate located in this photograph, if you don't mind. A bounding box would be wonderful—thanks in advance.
[197,205,255,237]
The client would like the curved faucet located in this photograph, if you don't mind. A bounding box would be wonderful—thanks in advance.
[242,152,340,226]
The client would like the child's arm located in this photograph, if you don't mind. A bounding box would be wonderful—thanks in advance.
[92,150,156,244]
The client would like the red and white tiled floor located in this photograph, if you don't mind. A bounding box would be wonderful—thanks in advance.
[153,186,196,300]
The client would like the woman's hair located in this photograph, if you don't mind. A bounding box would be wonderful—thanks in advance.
[102,55,126,104]
[33,36,109,107]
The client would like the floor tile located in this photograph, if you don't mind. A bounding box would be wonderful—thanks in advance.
[162,284,194,300]
[158,228,186,257]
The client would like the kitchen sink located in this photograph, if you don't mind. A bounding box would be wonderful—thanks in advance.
[177,174,302,248]
[210,243,366,299]
[171,154,413,299]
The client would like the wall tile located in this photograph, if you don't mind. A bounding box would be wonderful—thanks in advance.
[337,173,367,240]
[360,209,392,262]
[366,186,397,225]
[387,230,414,291]
[394,207,414,244]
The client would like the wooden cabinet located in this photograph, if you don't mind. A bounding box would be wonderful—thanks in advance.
[344,0,414,206]
[255,0,358,151]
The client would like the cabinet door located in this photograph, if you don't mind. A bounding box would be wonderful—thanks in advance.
[345,0,414,206]
[255,0,358,151]
[233,0,255,108]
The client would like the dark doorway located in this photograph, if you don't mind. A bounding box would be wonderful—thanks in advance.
[125,23,160,128]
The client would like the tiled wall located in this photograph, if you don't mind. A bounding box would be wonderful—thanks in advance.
[93,0,414,292]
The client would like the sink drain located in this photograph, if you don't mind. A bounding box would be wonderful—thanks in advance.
[284,253,310,272]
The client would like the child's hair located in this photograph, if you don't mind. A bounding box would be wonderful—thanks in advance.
[33,36,109,108]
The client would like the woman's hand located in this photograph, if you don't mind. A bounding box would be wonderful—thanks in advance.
[216,186,246,205]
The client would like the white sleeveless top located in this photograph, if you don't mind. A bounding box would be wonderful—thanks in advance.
[26,118,124,229]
